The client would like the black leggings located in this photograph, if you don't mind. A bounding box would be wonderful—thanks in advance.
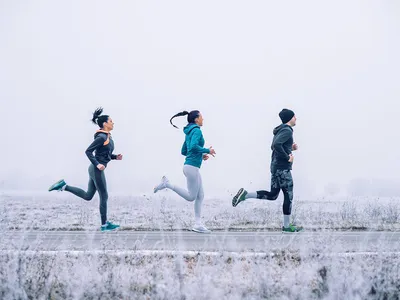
[256,169,293,215]
[65,164,108,225]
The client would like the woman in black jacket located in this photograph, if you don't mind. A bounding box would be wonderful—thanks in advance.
[48,107,123,232]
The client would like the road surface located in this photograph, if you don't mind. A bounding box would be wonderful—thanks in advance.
[1,230,399,253]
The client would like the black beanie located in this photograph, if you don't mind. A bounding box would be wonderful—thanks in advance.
[279,109,295,124]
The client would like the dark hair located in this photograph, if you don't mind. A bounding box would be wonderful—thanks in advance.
[170,110,200,128]
[91,107,109,128]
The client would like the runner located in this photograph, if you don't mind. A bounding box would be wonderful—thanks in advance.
[154,110,216,233]
[48,107,123,232]
[232,108,303,232]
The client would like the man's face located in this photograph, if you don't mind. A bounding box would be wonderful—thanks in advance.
[289,115,296,126]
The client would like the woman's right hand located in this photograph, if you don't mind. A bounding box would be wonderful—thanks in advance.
[209,146,216,157]
[97,164,105,171]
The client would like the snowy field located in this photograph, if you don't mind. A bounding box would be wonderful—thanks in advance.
[1,250,400,299]
[1,192,400,231]
[1,192,400,299]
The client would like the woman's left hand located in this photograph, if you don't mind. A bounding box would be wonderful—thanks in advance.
[116,154,123,160]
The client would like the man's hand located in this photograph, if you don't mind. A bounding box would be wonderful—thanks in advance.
[288,154,294,163]
[209,146,216,157]
[203,154,209,161]
[97,164,106,171]
[116,154,123,160]
[292,143,298,151]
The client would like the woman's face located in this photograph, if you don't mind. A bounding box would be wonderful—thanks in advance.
[195,113,203,126]
[103,117,114,131]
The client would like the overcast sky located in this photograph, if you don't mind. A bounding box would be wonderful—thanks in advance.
[0,0,398,197]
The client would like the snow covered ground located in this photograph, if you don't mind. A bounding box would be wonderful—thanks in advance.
[1,191,399,231]
[1,250,399,299]
[1,192,400,299]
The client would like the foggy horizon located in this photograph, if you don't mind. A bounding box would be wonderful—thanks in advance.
[1,1,399,198]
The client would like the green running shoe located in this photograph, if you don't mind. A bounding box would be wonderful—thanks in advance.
[232,188,247,207]
[101,221,120,232]
[48,179,66,192]
[282,224,304,232]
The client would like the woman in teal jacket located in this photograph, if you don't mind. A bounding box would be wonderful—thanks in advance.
[154,110,216,233]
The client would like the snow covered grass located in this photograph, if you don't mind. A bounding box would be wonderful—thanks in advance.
[1,250,399,299]
[1,193,400,299]
[1,192,400,231]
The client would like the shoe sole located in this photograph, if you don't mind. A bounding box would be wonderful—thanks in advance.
[192,228,211,234]
[101,227,119,232]
[232,188,245,207]
[153,181,160,193]
[282,229,304,233]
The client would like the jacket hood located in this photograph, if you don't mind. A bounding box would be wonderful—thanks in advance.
[94,130,110,145]
[273,124,293,135]
[183,123,200,135]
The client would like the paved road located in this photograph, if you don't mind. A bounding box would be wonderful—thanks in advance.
[1,230,400,253]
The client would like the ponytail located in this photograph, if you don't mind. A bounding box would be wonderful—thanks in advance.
[92,107,103,124]
[170,111,189,128]
[91,107,109,128]
[170,110,200,128]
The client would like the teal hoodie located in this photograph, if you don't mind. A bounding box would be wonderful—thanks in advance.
[181,123,210,168]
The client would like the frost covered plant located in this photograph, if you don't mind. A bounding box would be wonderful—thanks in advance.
[0,251,400,299]
[1,195,400,231]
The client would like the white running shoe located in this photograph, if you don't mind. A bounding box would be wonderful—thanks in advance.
[192,224,211,234]
[154,176,169,193]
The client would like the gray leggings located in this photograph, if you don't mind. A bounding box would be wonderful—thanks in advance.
[65,164,108,225]
[167,165,204,221]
